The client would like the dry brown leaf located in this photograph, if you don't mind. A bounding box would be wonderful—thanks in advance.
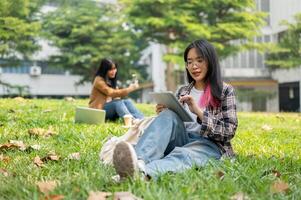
[87,191,112,200]
[8,109,15,113]
[14,97,26,102]
[30,144,42,151]
[42,194,65,200]
[28,128,56,137]
[113,192,142,200]
[64,97,75,102]
[0,140,27,151]
[34,156,44,167]
[43,109,53,113]
[215,171,225,180]
[261,169,281,178]
[10,140,27,151]
[0,168,10,177]
[36,180,58,194]
[230,192,250,200]
[68,152,80,160]
[275,114,285,121]
[0,154,10,163]
[271,181,289,193]
[261,124,273,131]
[41,152,60,162]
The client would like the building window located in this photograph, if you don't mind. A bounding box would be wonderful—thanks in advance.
[256,0,270,25]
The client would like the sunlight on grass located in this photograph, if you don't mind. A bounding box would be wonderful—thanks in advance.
[0,98,300,199]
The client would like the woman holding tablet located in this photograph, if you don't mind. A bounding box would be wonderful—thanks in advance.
[89,58,144,126]
[113,39,238,179]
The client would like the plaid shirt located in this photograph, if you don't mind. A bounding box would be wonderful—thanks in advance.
[176,82,238,157]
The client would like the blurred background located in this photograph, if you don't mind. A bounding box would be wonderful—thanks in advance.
[0,0,300,112]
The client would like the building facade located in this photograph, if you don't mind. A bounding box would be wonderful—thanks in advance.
[140,0,301,112]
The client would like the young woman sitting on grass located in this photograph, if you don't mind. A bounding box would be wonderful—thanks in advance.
[112,39,238,179]
[89,58,144,125]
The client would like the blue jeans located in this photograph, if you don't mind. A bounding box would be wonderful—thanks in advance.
[103,99,144,120]
[134,110,221,178]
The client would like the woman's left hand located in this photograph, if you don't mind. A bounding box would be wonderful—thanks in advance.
[179,95,203,120]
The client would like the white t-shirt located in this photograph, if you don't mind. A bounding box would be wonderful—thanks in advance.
[183,87,204,132]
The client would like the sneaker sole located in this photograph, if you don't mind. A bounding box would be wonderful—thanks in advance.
[113,141,138,179]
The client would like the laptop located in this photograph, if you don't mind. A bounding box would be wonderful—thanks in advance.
[75,106,106,124]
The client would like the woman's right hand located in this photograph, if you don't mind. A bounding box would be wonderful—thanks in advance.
[156,104,167,114]
[128,83,139,92]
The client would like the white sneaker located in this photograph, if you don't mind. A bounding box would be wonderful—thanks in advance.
[113,141,138,179]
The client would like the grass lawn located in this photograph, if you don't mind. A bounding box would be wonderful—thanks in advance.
[0,98,300,200]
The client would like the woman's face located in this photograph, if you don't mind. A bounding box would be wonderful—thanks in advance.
[186,48,208,83]
[107,64,117,79]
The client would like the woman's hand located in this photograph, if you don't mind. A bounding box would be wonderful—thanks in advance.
[128,82,139,92]
[179,95,203,120]
[156,104,167,114]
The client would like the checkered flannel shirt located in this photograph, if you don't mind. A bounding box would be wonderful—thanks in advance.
[176,82,238,157]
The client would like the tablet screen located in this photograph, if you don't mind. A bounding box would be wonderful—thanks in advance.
[150,92,194,122]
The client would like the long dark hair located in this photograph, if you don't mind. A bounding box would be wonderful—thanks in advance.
[183,39,223,108]
[94,58,118,88]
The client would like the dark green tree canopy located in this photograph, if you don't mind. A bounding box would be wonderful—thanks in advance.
[266,13,301,68]
[43,0,147,83]
[0,0,42,60]
[121,0,266,62]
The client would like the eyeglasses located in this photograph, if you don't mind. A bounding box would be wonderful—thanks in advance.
[186,58,205,68]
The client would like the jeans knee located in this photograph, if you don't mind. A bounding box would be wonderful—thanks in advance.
[160,109,179,120]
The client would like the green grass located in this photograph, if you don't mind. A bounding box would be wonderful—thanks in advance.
[0,98,300,200]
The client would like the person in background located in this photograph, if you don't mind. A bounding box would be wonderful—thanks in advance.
[112,39,238,179]
[89,58,144,126]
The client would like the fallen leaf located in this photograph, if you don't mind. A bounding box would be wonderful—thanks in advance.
[42,194,65,200]
[261,169,281,178]
[13,97,26,102]
[9,140,27,150]
[0,140,27,151]
[28,128,56,137]
[41,152,60,162]
[113,192,142,200]
[30,144,42,151]
[64,97,75,102]
[87,191,112,200]
[8,109,15,113]
[68,152,80,160]
[230,192,250,200]
[275,114,285,121]
[34,156,44,167]
[215,171,225,180]
[0,168,9,177]
[271,181,289,193]
[0,154,10,163]
[261,124,272,131]
[36,180,58,194]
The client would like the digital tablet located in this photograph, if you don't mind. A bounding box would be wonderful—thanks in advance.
[150,92,194,122]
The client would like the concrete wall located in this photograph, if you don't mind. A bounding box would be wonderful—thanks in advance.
[0,73,91,96]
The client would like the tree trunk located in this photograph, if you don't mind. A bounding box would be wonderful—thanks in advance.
[165,47,177,92]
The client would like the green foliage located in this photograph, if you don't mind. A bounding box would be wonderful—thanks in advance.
[42,0,148,83]
[0,0,42,60]
[0,99,300,199]
[266,13,301,68]
[120,0,266,60]
[236,88,276,102]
